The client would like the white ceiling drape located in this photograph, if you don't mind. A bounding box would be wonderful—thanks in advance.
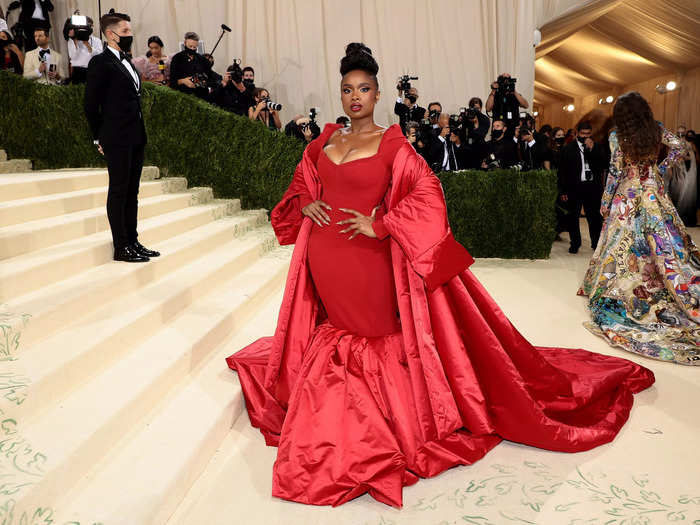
[7,0,549,126]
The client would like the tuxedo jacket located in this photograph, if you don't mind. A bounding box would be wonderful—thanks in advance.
[84,48,147,146]
[23,47,67,83]
[20,0,54,25]
[557,140,606,196]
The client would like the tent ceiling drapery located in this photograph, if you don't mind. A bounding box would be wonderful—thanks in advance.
[535,0,700,102]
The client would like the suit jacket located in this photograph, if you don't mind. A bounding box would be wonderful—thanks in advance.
[557,139,606,196]
[84,48,146,146]
[394,101,426,132]
[23,47,66,84]
[20,0,53,25]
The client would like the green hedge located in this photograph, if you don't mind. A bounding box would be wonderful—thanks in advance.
[0,71,556,258]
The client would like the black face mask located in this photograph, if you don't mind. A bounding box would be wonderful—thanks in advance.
[186,47,197,56]
[0,39,8,49]
[407,95,417,104]
[577,136,588,144]
[555,137,566,145]
[686,134,695,142]
[491,129,504,140]
[114,33,133,53]
[243,78,254,88]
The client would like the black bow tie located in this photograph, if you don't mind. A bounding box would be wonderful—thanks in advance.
[119,51,131,62]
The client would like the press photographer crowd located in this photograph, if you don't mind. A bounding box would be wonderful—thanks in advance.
[2,4,700,256]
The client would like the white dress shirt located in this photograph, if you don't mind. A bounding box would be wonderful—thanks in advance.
[32,0,46,20]
[68,36,103,68]
[0,19,8,33]
[107,45,140,89]
[577,140,591,182]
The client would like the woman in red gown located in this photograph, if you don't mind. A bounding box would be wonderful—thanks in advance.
[227,43,655,508]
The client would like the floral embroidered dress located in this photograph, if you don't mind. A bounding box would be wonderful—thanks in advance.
[578,126,700,365]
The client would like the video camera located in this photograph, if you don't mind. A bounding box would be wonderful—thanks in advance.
[65,13,93,42]
[496,75,517,95]
[397,74,419,97]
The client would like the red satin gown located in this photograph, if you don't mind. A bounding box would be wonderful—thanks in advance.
[228,124,655,508]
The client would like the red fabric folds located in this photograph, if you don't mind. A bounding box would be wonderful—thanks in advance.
[226,124,654,508]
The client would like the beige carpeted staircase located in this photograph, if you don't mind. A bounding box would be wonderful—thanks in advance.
[0,149,291,524]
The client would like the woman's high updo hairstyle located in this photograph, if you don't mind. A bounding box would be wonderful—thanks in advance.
[339,42,379,88]
[613,91,661,163]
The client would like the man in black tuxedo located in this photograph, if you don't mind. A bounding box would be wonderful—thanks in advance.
[19,0,53,51]
[394,86,426,135]
[558,120,607,254]
[84,10,160,263]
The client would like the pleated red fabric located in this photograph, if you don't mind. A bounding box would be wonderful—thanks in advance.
[226,123,654,508]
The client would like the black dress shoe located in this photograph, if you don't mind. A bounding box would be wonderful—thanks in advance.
[568,246,579,254]
[114,245,150,262]
[131,240,160,257]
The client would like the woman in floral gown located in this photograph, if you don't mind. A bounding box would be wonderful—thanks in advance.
[579,91,699,365]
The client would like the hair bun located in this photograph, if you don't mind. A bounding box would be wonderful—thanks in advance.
[340,41,379,80]
[345,42,372,57]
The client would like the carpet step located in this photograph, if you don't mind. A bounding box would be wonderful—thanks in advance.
[55,272,288,525]
[0,149,6,161]
[17,219,274,423]
[0,188,213,260]
[0,178,187,227]
[0,166,161,202]
[0,199,242,302]
[8,209,266,351]
[17,248,290,518]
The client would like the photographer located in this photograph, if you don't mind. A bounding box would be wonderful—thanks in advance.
[169,31,213,100]
[248,87,282,131]
[19,0,53,51]
[214,62,253,116]
[485,73,528,136]
[467,97,490,139]
[517,125,551,171]
[0,30,23,74]
[405,120,430,161]
[65,15,102,84]
[481,119,518,170]
[242,66,255,88]
[428,112,469,172]
[285,112,320,143]
[394,78,426,134]
[23,26,64,84]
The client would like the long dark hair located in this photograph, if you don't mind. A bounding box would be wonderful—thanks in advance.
[613,91,661,163]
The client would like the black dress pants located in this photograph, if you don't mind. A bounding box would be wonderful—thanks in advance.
[567,181,603,250]
[102,143,145,250]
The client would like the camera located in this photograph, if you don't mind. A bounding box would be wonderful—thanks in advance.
[63,11,92,42]
[485,153,500,170]
[397,74,419,96]
[466,107,478,121]
[38,49,50,62]
[308,107,318,124]
[448,114,463,135]
[496,75,517,94]
[227,59,244,83]
[518,126,533,140]
[428,108,441,121]
[262,97,282,111]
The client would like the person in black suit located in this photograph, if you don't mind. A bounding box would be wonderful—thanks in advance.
[19,0,53,51]
[394,86,426,134]
[84,10,160,263]
[557,120,607,254]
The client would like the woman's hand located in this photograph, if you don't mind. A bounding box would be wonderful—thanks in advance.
[337,207,378,239]
[302,200,331,226]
